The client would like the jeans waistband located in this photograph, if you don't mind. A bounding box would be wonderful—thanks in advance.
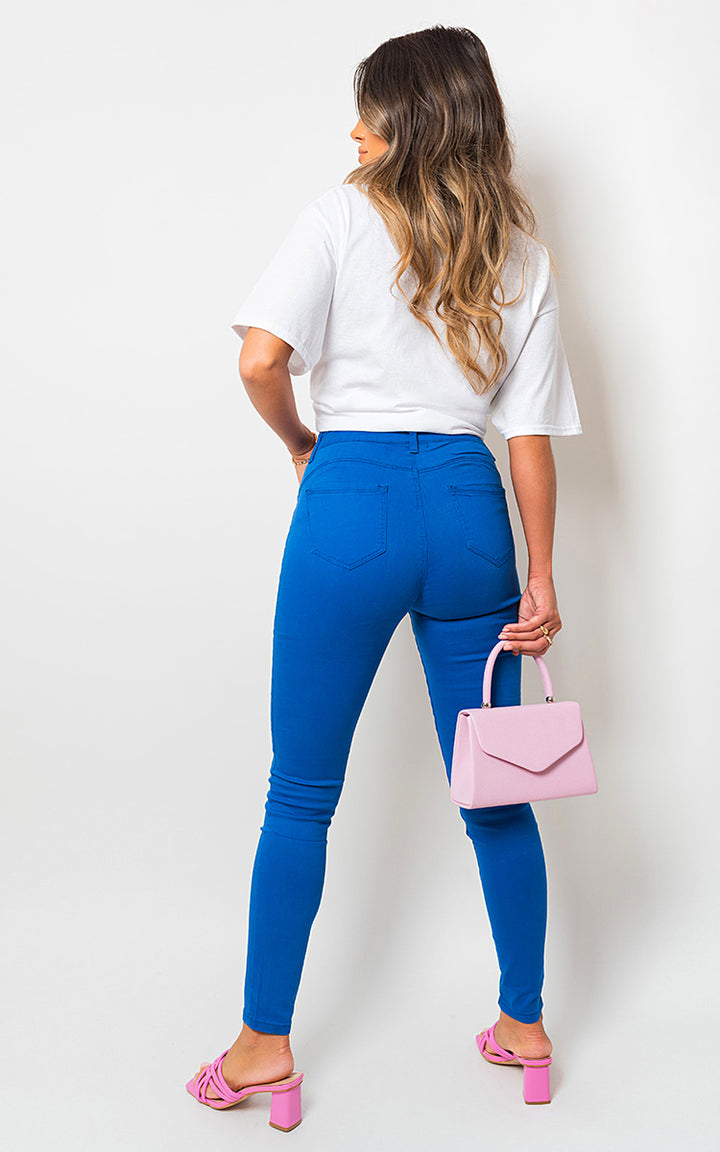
[315,430,492,456]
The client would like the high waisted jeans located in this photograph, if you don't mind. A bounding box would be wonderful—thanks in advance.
[242,430,547,1032]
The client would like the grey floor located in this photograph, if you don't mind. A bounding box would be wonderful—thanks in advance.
[3,604,716,1151]
[2,860,717,1151]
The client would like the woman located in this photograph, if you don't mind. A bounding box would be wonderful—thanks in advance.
[186,25,582,1123]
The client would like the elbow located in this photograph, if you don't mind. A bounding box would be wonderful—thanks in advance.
[238,343,291,386]
[238,349,273,385]
[238,327,293,382]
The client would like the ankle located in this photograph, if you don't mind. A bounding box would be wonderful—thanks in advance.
[239,1024,292,1052]
[499,1011,547,1032]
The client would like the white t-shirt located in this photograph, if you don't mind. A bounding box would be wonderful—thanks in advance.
[230,183,583,440]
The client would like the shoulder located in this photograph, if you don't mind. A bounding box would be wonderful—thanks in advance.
[292,184,367,258]
[301,183,370,227]
[507,228,549,279]
[503,228,555,314]
[306,183,367,210]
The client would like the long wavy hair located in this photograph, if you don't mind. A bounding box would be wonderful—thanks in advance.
[345,25,555,395]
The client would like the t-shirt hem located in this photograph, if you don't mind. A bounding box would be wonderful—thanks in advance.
[499,423,583,438]
[315,414,488,437]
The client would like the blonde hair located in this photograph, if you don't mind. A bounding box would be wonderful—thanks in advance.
[345,25,557,395]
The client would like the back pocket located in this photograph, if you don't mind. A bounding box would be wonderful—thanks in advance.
[448,483,515,567]
[305,485,389,569]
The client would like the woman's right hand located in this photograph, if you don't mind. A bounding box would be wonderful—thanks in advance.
[293,452,314,485]
[289,427,318,485]
[497,574,562,656]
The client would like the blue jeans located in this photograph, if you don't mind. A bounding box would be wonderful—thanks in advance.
[242,431,547,1032]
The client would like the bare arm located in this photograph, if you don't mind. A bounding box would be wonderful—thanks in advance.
[238,328,318,477]
[497,435,562,656]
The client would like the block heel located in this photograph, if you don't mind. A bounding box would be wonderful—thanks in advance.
[476,1022,552,1105]
[521,1060,551,1105]
[269,1081,303,1131]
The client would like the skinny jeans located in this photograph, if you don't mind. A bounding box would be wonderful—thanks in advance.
[242,430,548,1032]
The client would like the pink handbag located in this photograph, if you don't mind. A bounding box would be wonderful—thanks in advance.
[450,639,598,807]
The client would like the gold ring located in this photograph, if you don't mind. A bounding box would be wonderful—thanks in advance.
[540,624,550,638]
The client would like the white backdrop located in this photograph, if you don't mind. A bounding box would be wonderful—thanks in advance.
[2,2,718,1148]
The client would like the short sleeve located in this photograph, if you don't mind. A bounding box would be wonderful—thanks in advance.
[230,201,336,376]
[489,261,583,439]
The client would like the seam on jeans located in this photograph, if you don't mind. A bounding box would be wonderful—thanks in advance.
[417,456,498,475]
[412,465,428,586]
[304,456,413,473]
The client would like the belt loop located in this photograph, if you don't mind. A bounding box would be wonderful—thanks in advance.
[409,431,419,453]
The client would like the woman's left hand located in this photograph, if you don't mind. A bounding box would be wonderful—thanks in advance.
[498,575,562,655]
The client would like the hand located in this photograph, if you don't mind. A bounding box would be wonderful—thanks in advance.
[293,454,313,484]
[498,574,562,656]
[289,428,317,485]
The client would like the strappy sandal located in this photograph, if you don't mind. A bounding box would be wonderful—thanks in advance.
[476,1021,552,1104]
[185,1048,304,1131]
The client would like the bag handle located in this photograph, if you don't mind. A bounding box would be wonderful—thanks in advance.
[481,639,555,707]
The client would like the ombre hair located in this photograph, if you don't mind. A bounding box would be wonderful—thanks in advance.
[345,25,555,396]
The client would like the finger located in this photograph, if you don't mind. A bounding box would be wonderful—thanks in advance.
[503,632,554,651]
[499,610,547,631]
[499,620,553,637]
[501,627,555,645]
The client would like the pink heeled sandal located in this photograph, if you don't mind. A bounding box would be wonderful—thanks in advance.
[185,1048,304,1131]
[476,1022,552,1105]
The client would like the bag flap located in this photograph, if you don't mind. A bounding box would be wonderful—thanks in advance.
[466,700,584,772]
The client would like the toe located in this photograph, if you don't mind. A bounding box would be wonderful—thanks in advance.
[192,1062,222,1099]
